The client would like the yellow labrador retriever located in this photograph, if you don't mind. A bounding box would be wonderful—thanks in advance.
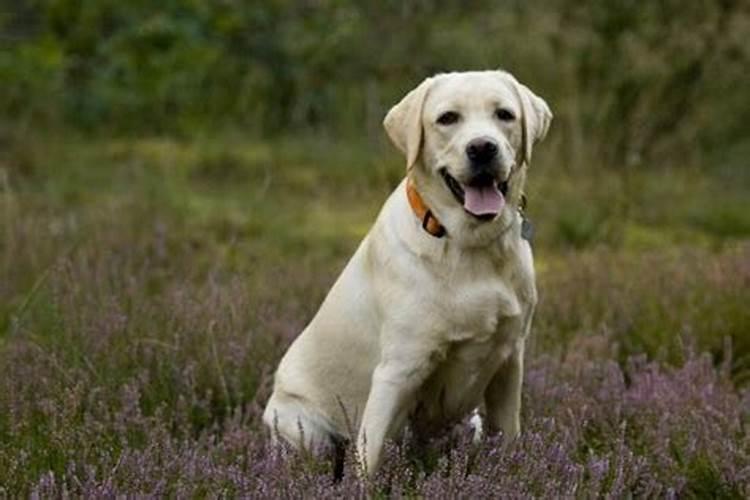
[263,70,552,476]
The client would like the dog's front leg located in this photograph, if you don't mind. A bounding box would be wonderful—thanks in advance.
[357,349,435,476]
[484,340,524,440]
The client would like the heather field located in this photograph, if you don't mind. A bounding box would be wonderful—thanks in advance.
[1,134,748,497]
[2,1,750,497]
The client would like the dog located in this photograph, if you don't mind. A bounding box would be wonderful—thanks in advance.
[263,70,552,476]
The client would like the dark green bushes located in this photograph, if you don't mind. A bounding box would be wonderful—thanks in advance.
[2,1,748,170]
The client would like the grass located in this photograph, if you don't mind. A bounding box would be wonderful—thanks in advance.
[0,131,748,496]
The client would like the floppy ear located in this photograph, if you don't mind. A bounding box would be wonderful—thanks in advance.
[508,76,552,167]
[383,77,434,170]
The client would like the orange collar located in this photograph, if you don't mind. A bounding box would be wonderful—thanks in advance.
[406,178,446,238]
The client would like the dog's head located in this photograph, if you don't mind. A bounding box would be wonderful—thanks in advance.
[385,71,551,238]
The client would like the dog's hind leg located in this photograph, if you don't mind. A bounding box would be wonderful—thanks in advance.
[264,392,348,480]
[263,393,335,450]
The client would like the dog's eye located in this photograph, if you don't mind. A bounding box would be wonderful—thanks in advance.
[436,111,460,125]
[495,108,516,122]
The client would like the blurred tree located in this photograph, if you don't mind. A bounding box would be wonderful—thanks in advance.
[0,0,748,168]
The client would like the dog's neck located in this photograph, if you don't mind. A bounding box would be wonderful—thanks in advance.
[406,178,446,238]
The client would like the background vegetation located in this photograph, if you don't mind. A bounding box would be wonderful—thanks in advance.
[1,0,748,496]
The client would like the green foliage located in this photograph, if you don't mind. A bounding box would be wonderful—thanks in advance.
[2,134,749,372]
[2,1,749,169]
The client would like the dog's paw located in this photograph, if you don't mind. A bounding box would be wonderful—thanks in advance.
[469,409,484,444]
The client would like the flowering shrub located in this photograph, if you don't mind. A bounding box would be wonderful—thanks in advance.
[2,329,747,497]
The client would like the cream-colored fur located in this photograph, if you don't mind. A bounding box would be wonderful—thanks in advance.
[263,70,552,476]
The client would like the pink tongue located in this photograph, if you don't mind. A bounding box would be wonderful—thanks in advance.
[463,184,505,216]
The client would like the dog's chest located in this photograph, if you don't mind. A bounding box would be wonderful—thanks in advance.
[414,313,523,429]
[412,272,526,425]
[437,274,521,338]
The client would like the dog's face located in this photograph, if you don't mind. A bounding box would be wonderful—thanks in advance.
[385,71,551,229]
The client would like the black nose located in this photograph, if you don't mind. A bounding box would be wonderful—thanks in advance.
[466,138,498,164]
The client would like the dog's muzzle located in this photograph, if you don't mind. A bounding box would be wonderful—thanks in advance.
[440,167,509,221]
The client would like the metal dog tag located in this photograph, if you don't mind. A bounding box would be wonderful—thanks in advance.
[521,217,534,242]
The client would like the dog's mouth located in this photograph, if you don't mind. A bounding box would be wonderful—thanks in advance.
[440,168,509,221]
